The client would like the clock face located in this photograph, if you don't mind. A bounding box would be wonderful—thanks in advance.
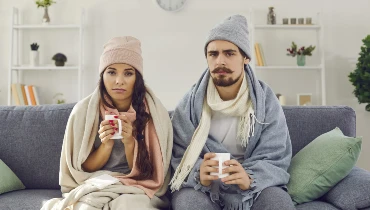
[155,0,187,12]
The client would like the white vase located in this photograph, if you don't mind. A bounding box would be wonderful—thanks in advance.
[30,51,39,66]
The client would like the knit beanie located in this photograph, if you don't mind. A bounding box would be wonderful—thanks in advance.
[204,14,251,60]
[99,36,143,75]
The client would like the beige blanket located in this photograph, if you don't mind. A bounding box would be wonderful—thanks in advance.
[41,87,173,210]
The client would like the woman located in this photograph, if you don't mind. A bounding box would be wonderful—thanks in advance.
[42,36,173,210]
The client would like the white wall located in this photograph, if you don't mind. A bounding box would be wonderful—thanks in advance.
[0,0,369,171]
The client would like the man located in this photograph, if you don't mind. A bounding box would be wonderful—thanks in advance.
[170,15,295,210]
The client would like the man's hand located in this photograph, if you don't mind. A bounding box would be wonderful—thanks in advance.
[221,159,251,190]
[200,153,219,187]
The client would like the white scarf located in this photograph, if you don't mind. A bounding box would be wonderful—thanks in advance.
[170,74,255,191]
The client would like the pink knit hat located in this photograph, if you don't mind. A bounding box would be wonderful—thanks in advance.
[99,36,143,75]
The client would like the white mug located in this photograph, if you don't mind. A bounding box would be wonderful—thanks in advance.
[210,153,230,178]
[105,115,123,139]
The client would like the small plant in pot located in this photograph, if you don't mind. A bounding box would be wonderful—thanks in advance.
[35,0,56,24]
[52,53,67,66]
[286,42,316,66]
[30,43,39,66]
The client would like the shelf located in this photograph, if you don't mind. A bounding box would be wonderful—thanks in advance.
[13,24,80,29]
[254,25,320,30]
[255,66,322,70]
[11,65,79,70]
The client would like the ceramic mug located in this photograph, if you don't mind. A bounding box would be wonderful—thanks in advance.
[105,115,123,139]
[210,153,231,178]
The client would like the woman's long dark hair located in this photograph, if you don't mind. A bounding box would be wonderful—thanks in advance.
[99,70,153,180]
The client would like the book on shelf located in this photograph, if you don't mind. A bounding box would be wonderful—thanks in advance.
[11,83,41,106]
[24,85,32,105]
[11,84,21,105]
[32,86,40,105]
[20,84,28,105]
[28,85,37,105]
[258,43,267,66]
[254,43,266,66]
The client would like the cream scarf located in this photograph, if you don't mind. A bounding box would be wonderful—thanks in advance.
[170,74,255,191]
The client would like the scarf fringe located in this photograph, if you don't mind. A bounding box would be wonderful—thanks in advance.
[169,164,192,192]
[238,111,255,147]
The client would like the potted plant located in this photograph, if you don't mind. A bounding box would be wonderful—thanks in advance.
[30,43,39,66]
[35,0,56,25]
[52,53,67,66]
[53,93,65,104]
[286,42,316,66]
[348,35,370,111]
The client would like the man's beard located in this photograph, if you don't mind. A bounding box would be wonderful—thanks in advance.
[211,67,242,87]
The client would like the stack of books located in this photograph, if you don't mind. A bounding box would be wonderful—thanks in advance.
[11,83,41,105]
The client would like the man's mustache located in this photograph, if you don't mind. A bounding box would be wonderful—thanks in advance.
[212,67,233,74]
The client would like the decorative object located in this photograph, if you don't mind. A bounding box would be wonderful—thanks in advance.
[286,42,316,66]
[52,53,67,66]
[276,94,286,105]
[290,18,297,24]
[30,43,39,66]
[297,93,312,106]
[0,159,25,195]
[154,0,187,12]
[348,35,370,111]
[35,0,56,25]
[282,18,288,24]
[267,7,276,24]
[287,127,362,205]
[298,18,304,24]
[297,54,305,66]
[53,93,65,104]
[306,17,312,25]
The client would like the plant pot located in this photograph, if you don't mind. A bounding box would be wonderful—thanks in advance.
[55,61,65,66]
[297,55,306,66]
[30,51,39,66]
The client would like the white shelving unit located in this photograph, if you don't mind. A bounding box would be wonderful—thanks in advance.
[249,11,326,105]
[8,7,85,105]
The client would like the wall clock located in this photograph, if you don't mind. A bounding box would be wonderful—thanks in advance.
[155,0,187,12]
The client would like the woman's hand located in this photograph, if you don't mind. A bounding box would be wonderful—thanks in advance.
[116,115,135,146]
[98,119,117,148]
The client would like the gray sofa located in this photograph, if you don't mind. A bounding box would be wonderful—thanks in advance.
[0,103,369,210]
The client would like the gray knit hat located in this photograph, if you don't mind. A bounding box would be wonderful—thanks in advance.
[204,14,251,60]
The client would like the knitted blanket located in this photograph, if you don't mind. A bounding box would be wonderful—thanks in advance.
[42,86,173,210]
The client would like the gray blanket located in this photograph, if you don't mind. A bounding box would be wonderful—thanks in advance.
[170,64,292,210]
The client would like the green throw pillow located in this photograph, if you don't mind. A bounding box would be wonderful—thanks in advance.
[0,159,25,194]
[287,127,362,205]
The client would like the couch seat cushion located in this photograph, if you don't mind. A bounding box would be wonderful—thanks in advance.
[0,189,62,210]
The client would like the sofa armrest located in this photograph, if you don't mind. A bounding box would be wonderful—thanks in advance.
[322,166,370,210]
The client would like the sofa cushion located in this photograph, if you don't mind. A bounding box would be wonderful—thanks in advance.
[0,189,62,210]
[0,159,25,194]
[0,103,75,189]
[295,201,339,210]
[287,127,362,205]
[323,166,370,210]
[283,106,356,156]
